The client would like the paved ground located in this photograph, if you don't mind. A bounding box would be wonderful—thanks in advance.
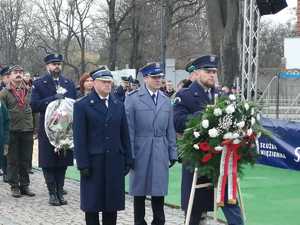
[0,169,186,225]
[0,141,225,225]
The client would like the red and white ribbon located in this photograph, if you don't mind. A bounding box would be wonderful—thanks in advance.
[216,140,240,207]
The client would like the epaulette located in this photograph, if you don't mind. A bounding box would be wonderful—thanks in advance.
[128,89,139,96]
[76,95,88,102]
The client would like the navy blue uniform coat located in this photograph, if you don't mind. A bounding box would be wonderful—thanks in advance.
[174,81,215,212]
[73,90,132,212]
[30,73,77,167]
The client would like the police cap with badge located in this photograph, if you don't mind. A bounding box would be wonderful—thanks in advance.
[44,53,64,64]
[139,62,164,77]
[185,55,219,73]
[90,68,113,81]
[0,66,9,76]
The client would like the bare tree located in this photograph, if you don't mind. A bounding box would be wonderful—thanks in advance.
[62,0,94,76]
[106,0,133,70]
[205,0,240,87]
[0,0,27,64]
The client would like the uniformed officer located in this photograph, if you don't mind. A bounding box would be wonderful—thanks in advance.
[30,54,77,206]
[125,62,177,225]
[0,66,10,91]
[174,55,244,225]
[73,69,133,225]
[114,76,130,102]
[0,66,9,182]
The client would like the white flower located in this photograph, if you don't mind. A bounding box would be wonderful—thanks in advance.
[251,117,256,125]
[202,119,209,129]
[251,108,255,115]
[244,103,250,111]
[225,105,235,114]
[247,128,253,136]
[223,132,233,139]
[256,113,261,121]
[233,139,241,144]
[213,108,222,117]
[229,94,236,101]
[193,131,200,138]
[236,121,245,129]
[215,146,224,151]
[193,144,199,150]
[232,133,240,139]
[208,128,219,138]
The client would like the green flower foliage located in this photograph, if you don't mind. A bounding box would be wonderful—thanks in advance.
[177,94,267,183]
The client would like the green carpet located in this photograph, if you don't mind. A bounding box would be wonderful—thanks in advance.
[66,164,300,225]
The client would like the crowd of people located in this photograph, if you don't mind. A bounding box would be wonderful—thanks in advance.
[0,53,243,225]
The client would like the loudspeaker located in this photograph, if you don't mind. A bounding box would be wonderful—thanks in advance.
[256,0,288,16]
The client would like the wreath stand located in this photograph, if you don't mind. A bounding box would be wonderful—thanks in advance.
[184,168,246,225]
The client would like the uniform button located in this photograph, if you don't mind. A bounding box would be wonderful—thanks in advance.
[106,150,110,153]
[105,124,108,127]
[105,137,110,140]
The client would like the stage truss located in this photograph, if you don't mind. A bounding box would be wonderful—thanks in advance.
[241,0,261,101]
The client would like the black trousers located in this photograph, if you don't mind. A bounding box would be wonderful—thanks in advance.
[0,146,7,174]
[42,167,67,193]
[7,131,33,187]
[85,212,117,225]
[184,209,204,225]
[134,196,165,225]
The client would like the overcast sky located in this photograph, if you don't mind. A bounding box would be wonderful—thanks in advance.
[262,0,297,23]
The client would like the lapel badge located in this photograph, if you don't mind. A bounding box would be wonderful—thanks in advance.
[90,100,95,104]
[174,97,181,104]
[43,80,47,84]
[65,80,68,83]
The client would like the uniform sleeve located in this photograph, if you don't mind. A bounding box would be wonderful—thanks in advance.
[166,102,177,161]
[1,102,9,145]
[120,105,133,164]
[173,92,190,133]
[73,101,90,169]
[124,95,136,159]
[69,81,77,100]
[30,81,57,113]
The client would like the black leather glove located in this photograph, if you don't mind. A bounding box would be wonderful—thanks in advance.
[169,160,176,168]
[80,168,91,177]
[55,93,65,99]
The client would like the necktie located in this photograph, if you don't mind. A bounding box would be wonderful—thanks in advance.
[101,98,108,108]
[151,93,156,105]
[206,90,212,101]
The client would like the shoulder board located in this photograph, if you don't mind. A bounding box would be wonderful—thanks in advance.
[76,95,88,102]
[128,89,139,96]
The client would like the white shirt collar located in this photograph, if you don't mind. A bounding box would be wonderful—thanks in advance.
[98,94,109,100]
[146,86,158,96]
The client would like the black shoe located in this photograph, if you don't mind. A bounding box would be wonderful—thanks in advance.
[11,187,22,198]
[3,174,8,183]
[57,190,68,205]
[20,186,35,197]
[49,194,61,206]
[62,189,67,195]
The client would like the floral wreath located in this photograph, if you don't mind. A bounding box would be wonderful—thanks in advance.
[177,94,266,206]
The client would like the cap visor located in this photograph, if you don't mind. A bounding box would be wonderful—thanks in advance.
[95,76,113,81]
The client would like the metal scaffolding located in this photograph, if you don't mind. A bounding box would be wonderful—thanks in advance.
[241,0,261,101]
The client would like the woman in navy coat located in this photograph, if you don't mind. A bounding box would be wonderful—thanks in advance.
[73,69,132,225]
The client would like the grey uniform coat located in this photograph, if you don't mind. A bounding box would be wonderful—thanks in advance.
[124,85,177,196]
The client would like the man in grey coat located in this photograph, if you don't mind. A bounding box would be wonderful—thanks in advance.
[125,62,177,225]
